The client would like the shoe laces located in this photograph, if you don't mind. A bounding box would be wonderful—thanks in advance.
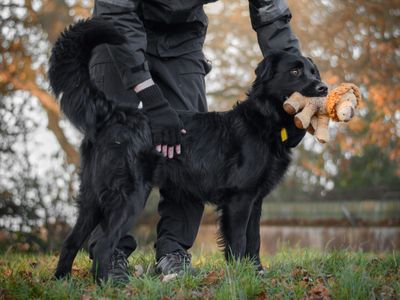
[157,250,192,270]
[109,248,128,271]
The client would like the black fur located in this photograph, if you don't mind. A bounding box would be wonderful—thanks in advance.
[49,18,327,283]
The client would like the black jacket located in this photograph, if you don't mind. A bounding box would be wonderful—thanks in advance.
[92,0,300,90]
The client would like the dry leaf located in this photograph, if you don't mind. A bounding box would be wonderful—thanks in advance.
[3,269,12,277]
[301,285,332,300]
[18,270,33,279]
[134,264,144,277]
[255,291,268,300]
[377,285,397,300]
[72,266,90,278]
[292,266,310,279]
[123,285,138,298]
[161,273,178,282]
[201,271,220,285]
[81,295,108,300]
[80,293,92,300]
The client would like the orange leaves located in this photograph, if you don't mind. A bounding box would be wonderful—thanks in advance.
[201,269,225,285]
[3,268,13,277]
[369,85,387,109]
[290,266,333,300]
[323,72,340,86]
[369,85,399,114]
[301,285,332,300]
[255,291,268,300]
[347,117,365,133]
[71,266,90,279]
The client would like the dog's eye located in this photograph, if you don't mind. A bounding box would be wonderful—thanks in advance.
[290,68,302,77]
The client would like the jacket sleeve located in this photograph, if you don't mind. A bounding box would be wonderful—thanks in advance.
[249,0,301,56]
[94,0,151,89]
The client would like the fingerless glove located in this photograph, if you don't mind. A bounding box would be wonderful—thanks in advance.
[137,85,183,146]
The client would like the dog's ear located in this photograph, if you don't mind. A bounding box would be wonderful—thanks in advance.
[255,56,274,82]
[307,57,322,80]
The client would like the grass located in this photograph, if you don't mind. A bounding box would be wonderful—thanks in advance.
[0,248,399,300]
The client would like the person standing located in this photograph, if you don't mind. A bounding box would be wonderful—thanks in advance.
[88,0,308,282]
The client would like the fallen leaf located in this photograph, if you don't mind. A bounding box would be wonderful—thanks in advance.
[292,266,310,279]
[255,291,268,300]
[85,284,97,291]
[18,270,33,279]
[191,286,214,300]
[80,293,92,300]
[72,266,90,278]
[377,285,397,300]
[301,285,332,300]
[315,277,325,285]
[174,288,187,300]
[134,264,144,277]
[161,273,178,282]
[201,271,220,285]
[270,278,278,287]
[3,269,12,277]
[123,285,138,298]
[0,288,13,300]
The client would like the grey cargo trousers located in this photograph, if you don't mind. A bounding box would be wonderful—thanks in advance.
[88,48,209,260]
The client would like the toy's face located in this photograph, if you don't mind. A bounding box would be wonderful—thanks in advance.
[336,92,357,121]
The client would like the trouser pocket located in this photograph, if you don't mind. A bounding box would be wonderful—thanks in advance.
[89,62,140,108]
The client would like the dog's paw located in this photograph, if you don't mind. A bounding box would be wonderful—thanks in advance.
[253,262,266,277]
[257,267,267,277]
[54,270,70,280]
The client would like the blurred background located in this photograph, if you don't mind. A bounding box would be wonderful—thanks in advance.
[0,0,399,254]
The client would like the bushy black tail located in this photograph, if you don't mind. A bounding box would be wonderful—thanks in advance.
[48,18,126,134]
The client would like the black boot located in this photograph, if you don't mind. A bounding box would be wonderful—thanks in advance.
[155,250,197,275]
[108,248,130,284]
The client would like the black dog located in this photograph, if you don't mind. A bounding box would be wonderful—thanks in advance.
[49,18,327,283]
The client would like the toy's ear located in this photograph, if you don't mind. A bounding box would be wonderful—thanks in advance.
[307,57,322,80]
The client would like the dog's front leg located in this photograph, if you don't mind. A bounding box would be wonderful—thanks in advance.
[244,196,264,273]
[219,194,255,262]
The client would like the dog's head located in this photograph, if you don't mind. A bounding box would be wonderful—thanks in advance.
[252,51,328,106]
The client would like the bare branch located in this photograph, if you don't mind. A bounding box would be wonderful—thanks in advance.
[0,71,80,167]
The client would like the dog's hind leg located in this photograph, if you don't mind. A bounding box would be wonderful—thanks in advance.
[218,193,255,262]
[244,196,264,272]
[55,200,100,279]
[91,186,150,284]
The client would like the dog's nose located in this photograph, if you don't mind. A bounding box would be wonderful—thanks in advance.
[315,83,328,95]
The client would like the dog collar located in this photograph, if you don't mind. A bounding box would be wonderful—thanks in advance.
[280,128,288,142]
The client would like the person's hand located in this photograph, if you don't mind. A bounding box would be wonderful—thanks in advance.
[136,83,186,159]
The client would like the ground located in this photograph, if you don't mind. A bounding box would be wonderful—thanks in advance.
[0,248,399,300]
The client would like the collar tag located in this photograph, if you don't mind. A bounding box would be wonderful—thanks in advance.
[281,127,288,142]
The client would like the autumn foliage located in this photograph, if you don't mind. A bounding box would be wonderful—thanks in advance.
[0,0,398,235]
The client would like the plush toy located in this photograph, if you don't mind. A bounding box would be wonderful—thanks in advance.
[283,83,361,143]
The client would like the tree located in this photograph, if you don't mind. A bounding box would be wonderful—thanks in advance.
[205,0,399,195]
[0,0,398,247]
[0,0,90,249]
